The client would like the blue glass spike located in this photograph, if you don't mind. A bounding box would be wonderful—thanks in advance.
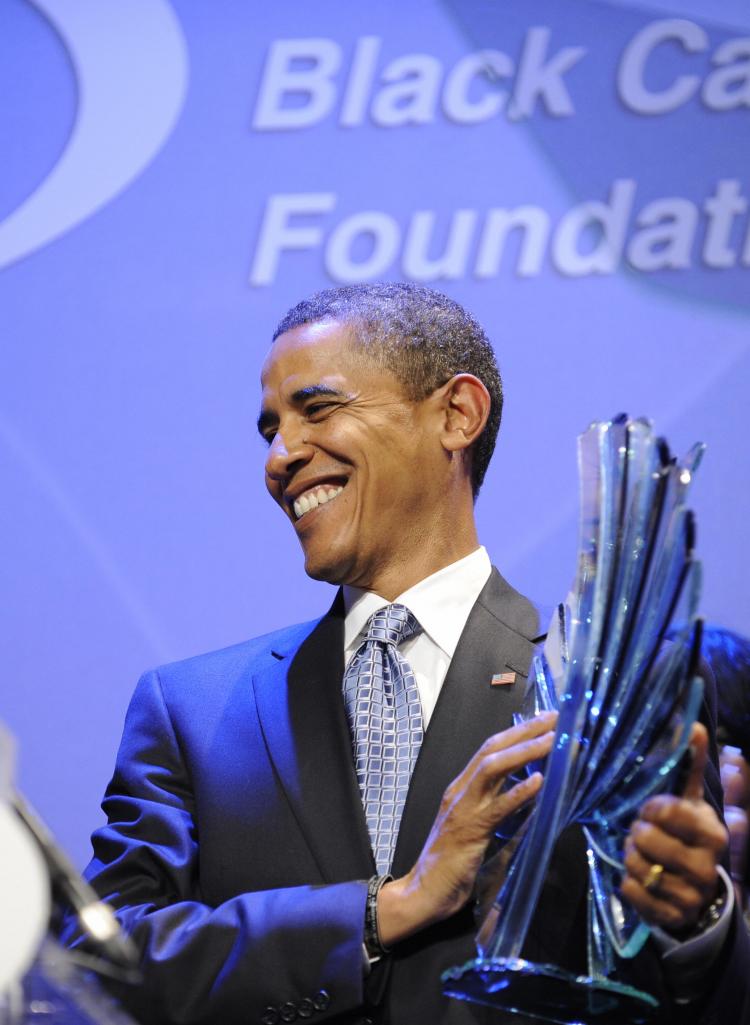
[574,565,701,819]
[602,675,704,823]
[682,440,706,478]
[572,422,662,793]
[572,420,626,683]
[586,877,616,981]
[575,503,697,805]
[586,826,651,959]
[582,675,703,959]
[480,661,593,960]
[535,604,568,710]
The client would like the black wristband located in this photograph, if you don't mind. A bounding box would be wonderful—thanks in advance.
[364,874,392,961]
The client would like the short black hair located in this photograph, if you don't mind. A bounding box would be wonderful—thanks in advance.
[273,282,502,496]
[701,625,750,761]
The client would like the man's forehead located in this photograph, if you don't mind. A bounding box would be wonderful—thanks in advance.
[261,319,365,389]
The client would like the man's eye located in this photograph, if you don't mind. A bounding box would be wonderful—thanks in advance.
[306,402,335,417]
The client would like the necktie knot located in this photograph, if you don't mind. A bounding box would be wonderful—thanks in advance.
[365,603,420,647]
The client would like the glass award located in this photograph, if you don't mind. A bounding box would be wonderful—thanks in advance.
[443,415,705,1024]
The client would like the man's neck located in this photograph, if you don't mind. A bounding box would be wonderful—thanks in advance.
[348,539,483,603]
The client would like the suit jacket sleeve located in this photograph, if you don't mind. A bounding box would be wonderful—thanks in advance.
[72,668,367,1025]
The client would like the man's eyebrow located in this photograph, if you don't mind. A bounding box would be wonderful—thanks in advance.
[256,384,349,436]
[290,384,348,402]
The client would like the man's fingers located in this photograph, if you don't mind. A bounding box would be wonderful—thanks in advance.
[444,712,557,802]
[492,771,544,819]
[478,712,558,758]
[623,807,723,934]
[437,721,555,844]
[622,836,716,932]
[628,819,722,886]
[480,731,556,786]
[618,869,704,934]
[624,837,716,904]
[638,796,727,852]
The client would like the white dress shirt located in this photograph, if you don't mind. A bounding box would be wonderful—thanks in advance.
[342,546,492,727]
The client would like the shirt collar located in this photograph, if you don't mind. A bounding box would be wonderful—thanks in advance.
[343,547,492,657]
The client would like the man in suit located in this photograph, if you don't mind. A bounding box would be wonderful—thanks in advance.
[80,283,745,1025]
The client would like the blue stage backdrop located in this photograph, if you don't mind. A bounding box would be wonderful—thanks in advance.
[2,0,749,867]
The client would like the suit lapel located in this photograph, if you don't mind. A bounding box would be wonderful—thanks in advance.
[392,568,544,876]
[252,594,375,882]
[252,570,546,883]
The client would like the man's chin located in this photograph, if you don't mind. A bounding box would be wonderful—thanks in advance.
[302,549,353,587]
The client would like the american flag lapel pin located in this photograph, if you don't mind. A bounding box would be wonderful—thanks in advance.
[491,671,516,686]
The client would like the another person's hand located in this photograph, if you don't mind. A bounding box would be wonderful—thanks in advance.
[720,744,750,808]
[378,711,557,946]
[622,723,728,935]
[720,744,750,910]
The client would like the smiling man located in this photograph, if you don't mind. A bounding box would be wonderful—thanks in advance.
[258,314,489,597]
[79,284,747,1025]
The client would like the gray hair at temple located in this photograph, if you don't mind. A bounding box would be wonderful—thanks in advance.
[272,282,503,497]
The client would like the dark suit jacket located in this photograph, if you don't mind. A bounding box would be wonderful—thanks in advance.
[79,570,750,1025]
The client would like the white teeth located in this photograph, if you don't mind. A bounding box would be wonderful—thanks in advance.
[293,485,343,520]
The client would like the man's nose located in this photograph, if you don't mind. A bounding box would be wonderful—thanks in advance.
[264,428,313,482]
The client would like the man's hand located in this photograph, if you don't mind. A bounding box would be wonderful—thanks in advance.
[378,711,557,947]
[621,723,728,935]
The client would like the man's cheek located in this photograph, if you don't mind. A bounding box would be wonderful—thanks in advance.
[265,480,285,509]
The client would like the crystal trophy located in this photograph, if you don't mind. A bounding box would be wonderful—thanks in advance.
[443,415,706,1024]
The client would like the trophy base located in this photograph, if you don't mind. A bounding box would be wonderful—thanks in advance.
[442,957,659,1025]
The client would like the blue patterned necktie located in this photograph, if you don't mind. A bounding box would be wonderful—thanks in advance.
[343,603,424,874]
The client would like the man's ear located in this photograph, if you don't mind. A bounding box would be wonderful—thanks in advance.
[436,374,491,453]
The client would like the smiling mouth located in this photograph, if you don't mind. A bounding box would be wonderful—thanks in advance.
[292,482,346,521]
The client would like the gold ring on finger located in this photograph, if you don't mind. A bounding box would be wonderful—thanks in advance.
[643,862,664,894]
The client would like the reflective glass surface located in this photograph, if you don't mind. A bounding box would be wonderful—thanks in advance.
[447,416,705,1023]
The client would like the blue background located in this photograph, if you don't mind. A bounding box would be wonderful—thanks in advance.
[2,0,749,866]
